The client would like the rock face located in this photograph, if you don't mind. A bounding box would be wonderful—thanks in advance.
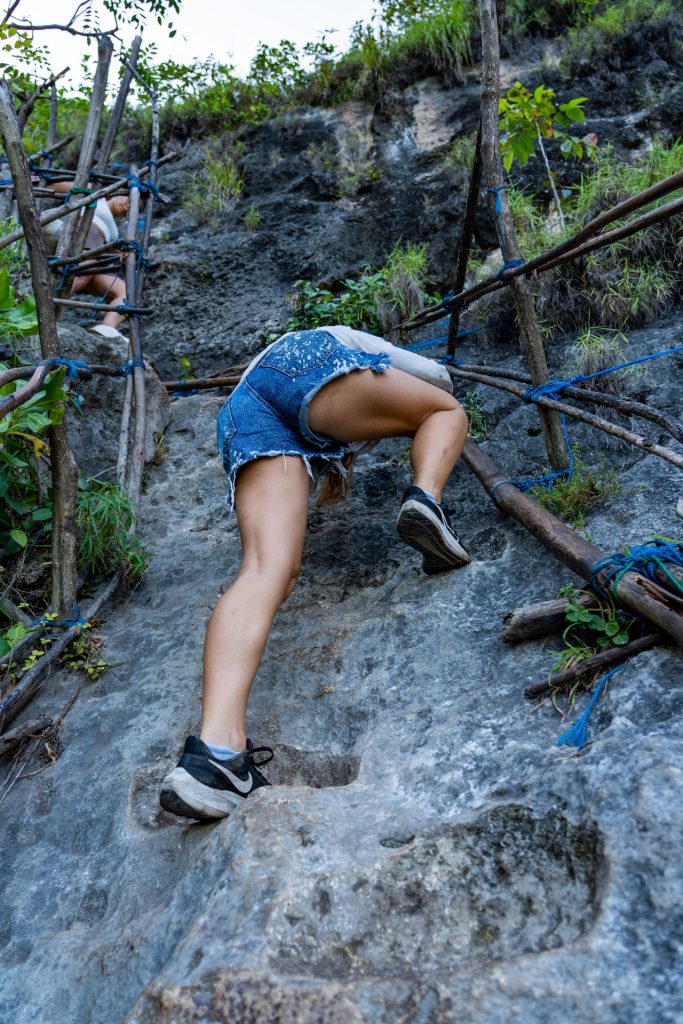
[2,46,683,1024]
[1,311,682,1023]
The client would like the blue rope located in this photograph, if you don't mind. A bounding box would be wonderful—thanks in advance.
[0,179,13,187]
[490,414,574,494]
[485,184,526,275]
[523,342,683,403]
[126,174,160,199]
[556,662,626,749]
[405,320,502,353]
[119,359,145,376]
[30,606,89,630]
[591,538,683,600]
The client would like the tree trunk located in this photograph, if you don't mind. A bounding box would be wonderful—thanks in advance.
[0,82,78,618]
[446,125,482,356]
[478,0,568,468]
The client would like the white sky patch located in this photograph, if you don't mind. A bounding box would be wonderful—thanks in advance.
[6,0,377,88]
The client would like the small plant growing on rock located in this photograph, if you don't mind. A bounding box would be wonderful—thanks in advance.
[499,81,597,230]
[184,152,244,225]
[443,132,477,178]
[464,389,488,439]
[530,448,620,529]
[243,204,262,231]
[76,480,150,585]
[569,327,631,391]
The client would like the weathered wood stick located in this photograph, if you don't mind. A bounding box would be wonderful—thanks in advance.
[462,438,683,646]
[49,239,136,265]
[54,37,113,280]
[401,184,683,332]
[73,35,142,256]
[0,713,53,757]
[0,596,32,628]
[138,90,160,292]
[447,124,482,356]
[456,362,683,444]
[123,167,147,514]
[162,375,241,391]
[0,81,78,618]
[0,572,121,733]
[502,592,596,643]
[525,633,661,699]
[478,0,568,468]
[448,367,683,471]
[0,152,177,253]
[52,297,153,314]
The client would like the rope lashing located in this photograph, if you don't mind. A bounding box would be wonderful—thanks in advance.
[119,359,145,376]
[0,179,14,188]
[51,357,90,380]
[30,606,89,630]
[65,186,97,209]
[144,159,159,169]
[556,662,626,749]
[126,174,160,199]
[590,539,683,600]
[523,341,683,402]
[490,414,574,494]
[485,184,526,275]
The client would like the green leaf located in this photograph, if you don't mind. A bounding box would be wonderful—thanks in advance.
[604,620,620,636]
[32,507,52,521]
[9,528,27,547]
[613,632,630,645]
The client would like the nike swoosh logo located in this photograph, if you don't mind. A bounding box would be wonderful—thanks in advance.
[210,760,253,794]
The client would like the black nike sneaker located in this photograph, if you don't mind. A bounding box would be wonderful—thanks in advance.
[159,736,273,821]
[396,485,471,574]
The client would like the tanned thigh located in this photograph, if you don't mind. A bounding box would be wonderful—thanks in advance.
[308,366,460,443]
[234,455,310,580]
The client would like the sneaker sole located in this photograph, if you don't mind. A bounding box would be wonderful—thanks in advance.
[159,767,243,821]
[397,500,471,573]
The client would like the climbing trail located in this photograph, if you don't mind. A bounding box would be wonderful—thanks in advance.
[1,308,683,1021]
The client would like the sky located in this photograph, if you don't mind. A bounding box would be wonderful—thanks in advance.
[7,0,378,87]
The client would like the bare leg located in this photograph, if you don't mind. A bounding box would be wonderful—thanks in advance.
[72,271,127,329]
[200,456,310,751]
[308,366,467,502]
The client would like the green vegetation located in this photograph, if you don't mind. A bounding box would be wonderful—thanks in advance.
[183,150,245,226]
[305,132,381,199]
[243,204,262,232]
[286,243,437,336]
[530,448,620,529]
[443,132,477,179]
[464,390,488,439]
[549,586,632,704]
[569,327,631,389]
[76,480,149,585]
[559,0,682,74]
[508,140,683,333]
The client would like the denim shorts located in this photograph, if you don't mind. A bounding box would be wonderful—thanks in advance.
[216,329,392,509]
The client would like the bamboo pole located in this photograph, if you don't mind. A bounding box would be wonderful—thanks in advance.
[71,35,142,257]
[53,296,153,314]
[456,363,683,444]
[54,36,113,299]
[448,366,683,470]
[162,374,241,391]
[122,166,146,511]
[462,437,683,646]
[525,633,661,700]
[447,125,482,356]
[478,0,568,469]
[0,82,78,618]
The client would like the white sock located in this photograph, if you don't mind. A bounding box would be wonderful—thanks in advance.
[205,741,242,761]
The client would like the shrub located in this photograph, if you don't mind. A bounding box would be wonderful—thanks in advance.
[559,0,682,74]
[530,448,620,529]
[76,480,150,584]
[287,243,438,337]
[183,151,244,225]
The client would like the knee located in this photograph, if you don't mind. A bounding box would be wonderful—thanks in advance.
[241,559,301,602]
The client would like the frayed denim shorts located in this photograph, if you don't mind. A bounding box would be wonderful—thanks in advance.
[216,329,391,510]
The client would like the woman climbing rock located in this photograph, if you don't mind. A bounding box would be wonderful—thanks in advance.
[160,326,470,820]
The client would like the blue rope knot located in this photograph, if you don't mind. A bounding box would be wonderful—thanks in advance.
[144,158,159,168]
[30,606,89,630]
[523,375,586,402]
[556,662,626,749]
[120,359,145,376]
[485,182,526,276]
[51,357,90,381]
[591,539,683,600]
[126,174,160,199]
[0,179,14,187]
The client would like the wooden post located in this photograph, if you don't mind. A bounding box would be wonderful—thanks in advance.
[478,0,568,468]
[462,437,683,646]
[447,125,482,356]
[122,166,146,511]
[72,35,143,256]
[54,35,113,283]
[0,82,78,618]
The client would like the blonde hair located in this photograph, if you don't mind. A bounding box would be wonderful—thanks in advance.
[316,452,357,509]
